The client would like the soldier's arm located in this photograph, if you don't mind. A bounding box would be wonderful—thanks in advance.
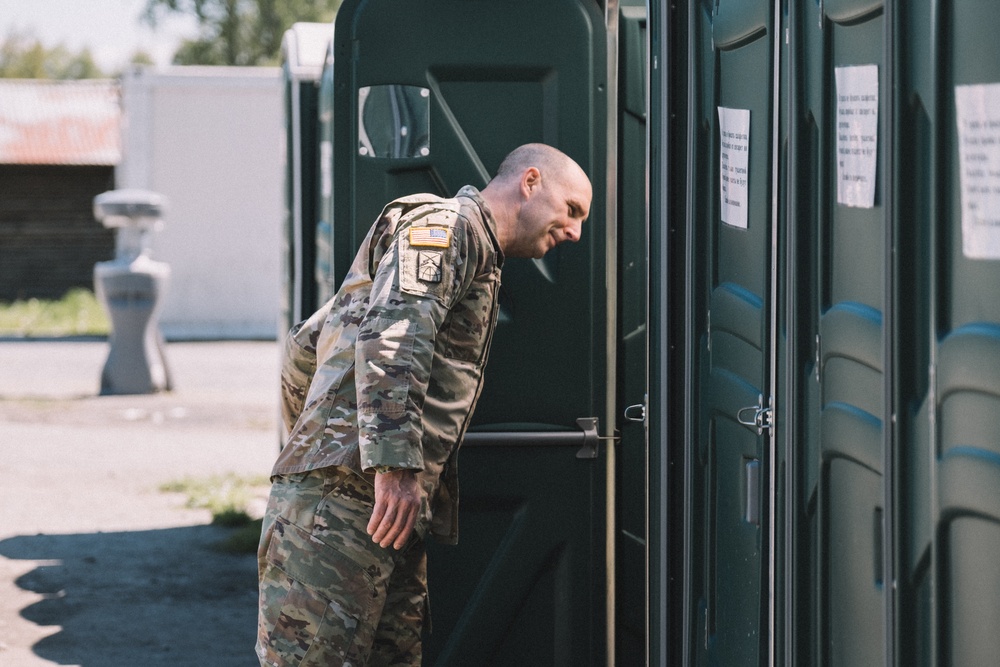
[355,206,474,472]
[278,301,330,433]
[356,207,478,548]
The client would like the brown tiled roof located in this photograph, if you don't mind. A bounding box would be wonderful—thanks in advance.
[0,79,121,166]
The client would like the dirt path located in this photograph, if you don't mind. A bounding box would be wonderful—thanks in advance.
[0,340,279,666]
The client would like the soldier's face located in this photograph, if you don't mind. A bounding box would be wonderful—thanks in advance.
[509,169,591,259]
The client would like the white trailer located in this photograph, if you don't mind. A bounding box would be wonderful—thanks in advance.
[118,66,283,340]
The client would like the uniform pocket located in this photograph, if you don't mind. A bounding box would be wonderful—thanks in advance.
[259,518,377,666]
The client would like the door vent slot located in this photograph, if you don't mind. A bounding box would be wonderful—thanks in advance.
[745,458,761,525]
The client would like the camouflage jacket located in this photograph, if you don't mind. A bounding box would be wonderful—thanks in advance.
[272,186,503,544]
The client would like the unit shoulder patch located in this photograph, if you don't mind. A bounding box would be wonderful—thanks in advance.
[416,250,443,283]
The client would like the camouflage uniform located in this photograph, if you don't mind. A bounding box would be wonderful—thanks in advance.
[257,186,503,666]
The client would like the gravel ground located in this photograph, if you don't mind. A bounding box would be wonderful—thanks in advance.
[0,339,280,667]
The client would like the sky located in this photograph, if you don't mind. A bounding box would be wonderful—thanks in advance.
[0,0,201,71]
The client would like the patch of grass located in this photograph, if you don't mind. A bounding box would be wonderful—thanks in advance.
[160,473,270,554]
[0,288,110,337]
[212,508,256,528]
[216,518,264,554]
[160,473,269,523]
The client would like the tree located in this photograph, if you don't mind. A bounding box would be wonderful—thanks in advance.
[129,51,157,69]
[0,31,106,79]
[143,0,341,67]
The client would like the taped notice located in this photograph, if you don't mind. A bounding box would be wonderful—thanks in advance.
[835,65,879,208]
[718,106,750,229]
[955,83,1000,259]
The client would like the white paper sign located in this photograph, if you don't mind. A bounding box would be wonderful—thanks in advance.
[955,83,1000,259]
[718,106,751,229]
[835,65,879,208]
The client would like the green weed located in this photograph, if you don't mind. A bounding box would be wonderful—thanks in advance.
[216,518,265,554]
[0,288,110,337]
[160,473,269,554]
[161,473,268,522]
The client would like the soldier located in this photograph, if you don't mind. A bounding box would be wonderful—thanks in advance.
[256,143,592,666]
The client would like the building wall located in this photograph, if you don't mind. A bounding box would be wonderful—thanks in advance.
[118,66,283,340]
[0,164,115,301]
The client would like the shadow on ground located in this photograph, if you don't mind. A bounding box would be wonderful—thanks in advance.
[0,525,259,666]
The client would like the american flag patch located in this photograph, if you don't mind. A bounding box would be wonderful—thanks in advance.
[409,226,451,248]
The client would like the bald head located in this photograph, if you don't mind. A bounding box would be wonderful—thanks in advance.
[493,143,584,185]
[480,143,592,258]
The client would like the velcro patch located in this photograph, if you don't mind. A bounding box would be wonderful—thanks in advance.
[409,226,451,248]
[417,251,443,282]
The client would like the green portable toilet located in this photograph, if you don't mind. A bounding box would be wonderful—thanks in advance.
[684,1,778,663]
[892,2,1000,665]
[327,1,609,663]
[787,2,889,664]
[280,22,332,331]
[286,2,1000,664]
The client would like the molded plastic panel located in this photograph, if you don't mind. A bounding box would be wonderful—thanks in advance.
[616,5,649,663]
[708,415,764,662]
[425,443,601,666]
[713,0,768,50]
[943,517,1000,666]
[821,403,881,474]
[332,0,607,430]
[931,2,1000,663]
[825,459,885,667]
[690,2,774,662]
[938,455,1000,666]
[819,302,882,417]
[824,0,882,24]
[791,3,887,663]
[329,1,607,663]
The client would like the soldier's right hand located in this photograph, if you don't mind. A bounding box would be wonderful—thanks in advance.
[367,469,420,550]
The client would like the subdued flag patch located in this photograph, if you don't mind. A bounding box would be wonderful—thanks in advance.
[409,226,451,248]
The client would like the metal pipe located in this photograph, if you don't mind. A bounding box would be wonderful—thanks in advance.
[462,430,588,447]
[604,1,622,664]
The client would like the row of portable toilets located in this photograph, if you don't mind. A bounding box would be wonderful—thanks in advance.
[668,1,1000,665]
[279,1,1000,664]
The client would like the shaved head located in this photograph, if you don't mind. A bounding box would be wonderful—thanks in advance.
[480,143,593,258]
[493,143,585,185]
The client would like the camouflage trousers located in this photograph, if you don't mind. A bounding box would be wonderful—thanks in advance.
[256,468,429,667]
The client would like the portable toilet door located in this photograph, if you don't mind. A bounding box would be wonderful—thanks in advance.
[682,1,781,663]
[786,2,890,665]
[890,2,1000,665]
[328,1,610,664]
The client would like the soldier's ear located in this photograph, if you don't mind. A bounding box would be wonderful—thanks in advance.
[521,167,541,198]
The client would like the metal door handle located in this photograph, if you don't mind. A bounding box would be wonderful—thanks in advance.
[624,403,646,423]
[737,394,773,435]
[462,417,607,459]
